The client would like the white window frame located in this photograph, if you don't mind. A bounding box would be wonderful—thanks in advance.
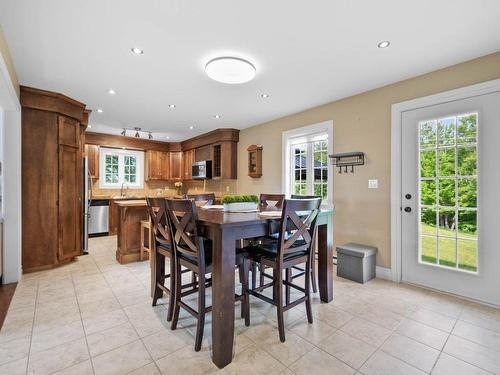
[99,147,144,189]
[282,121,333,205]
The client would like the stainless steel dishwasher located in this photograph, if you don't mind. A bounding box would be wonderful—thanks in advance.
[88,200,109,236]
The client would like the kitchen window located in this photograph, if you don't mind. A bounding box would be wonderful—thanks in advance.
[99,147,144,188]
[282,121,333,204]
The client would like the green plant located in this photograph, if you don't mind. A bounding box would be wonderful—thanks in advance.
[221,195,259,204]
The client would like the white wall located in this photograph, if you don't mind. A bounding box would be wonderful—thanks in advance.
[2,109,21,283]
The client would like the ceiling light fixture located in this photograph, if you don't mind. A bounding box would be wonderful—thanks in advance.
[108,89,116,95]
[97,108,103,113]
[87,125,92,129]
[121,129,126,136]
[148,132,153,140]
[134,127,141,138]
[166,136,170,140]
[205,56,256,84]
[377,41,390,48]
[261,93,270,99]
[168,104,176,109]
[131,47,144,55]
[214,114,221,119]
[189,125,194,130]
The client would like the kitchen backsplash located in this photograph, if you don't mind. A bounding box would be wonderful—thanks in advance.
[90,178,238,198]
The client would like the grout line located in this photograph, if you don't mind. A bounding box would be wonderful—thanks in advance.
[24,276,40,375]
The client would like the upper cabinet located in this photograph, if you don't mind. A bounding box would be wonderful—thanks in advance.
[85,144,99,179]
[182,149,195,180]
[211,141,237,179]
[145,150,169,181]
[168,151,183,181]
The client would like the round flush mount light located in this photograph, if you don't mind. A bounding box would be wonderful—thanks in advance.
[377,41,390,48]
[131,47,144,55]
[108,89,116,95]
[205,57,256,84]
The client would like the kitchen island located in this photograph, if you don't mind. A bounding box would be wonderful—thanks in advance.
[115,199,149,264]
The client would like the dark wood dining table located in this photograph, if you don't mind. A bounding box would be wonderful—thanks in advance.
[196,206,335,368]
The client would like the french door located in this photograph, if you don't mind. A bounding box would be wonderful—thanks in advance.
[401,91,500,305]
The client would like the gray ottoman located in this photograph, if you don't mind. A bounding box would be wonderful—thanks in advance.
[336,243,377,283]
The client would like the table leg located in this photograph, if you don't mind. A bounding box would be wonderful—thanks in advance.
[211,227,236,368]
[317,215,333,302]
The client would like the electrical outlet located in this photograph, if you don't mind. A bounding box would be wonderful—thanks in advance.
[368,179,378,189]
[226,186,230,192]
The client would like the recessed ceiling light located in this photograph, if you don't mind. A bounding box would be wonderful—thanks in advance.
[131,47,144,55]
[377,41,390,48]
[168,104,176,109]
[189,125,194,130]
[108,89,116,95]
[214,114,221,119]
[205,57,256,84]
[87,125,92,128]
[166,136,170,140]
[261,93,270,99]
[97,108,103,113]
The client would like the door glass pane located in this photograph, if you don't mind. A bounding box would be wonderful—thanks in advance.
[420,151,436,177]
[420,180,436,206]
[439,237,457,267]
[313,139,328,199]
[418,112,478,273]
[458,239,477,272]
[420,235,437,264]
[293,144,307,195]
[438,148,455,176]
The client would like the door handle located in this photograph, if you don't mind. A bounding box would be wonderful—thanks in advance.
[404,207,412,213]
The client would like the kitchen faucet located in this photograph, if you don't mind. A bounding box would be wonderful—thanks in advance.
[120,181,128,197]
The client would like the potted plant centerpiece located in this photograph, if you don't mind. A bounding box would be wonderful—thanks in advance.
[221,195,259,212]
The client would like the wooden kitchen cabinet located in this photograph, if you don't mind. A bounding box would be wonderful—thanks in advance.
[145,150,169,180]
[182,149,195,180]
[85,144,99,178]
[21,86,88,273]
[168,151,183,181]
[212,141,237,179]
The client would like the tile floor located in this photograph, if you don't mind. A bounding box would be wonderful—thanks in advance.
[1,236,500,374]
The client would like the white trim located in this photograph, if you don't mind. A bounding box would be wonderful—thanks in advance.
[0,50,20,111]
[391,78,500,283]
[281,121,333,204]
[375,266,392,280]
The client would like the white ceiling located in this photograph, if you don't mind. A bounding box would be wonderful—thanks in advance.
[1,0,500,141]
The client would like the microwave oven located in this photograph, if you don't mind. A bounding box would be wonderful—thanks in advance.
[192,160,212,179]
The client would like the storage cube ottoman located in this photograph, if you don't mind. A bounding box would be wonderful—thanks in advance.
[336,243,377,283]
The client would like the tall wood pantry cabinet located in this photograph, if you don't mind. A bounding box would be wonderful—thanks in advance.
[21,86,89,273]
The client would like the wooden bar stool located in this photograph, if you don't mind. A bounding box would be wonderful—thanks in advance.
[140,219,152,261]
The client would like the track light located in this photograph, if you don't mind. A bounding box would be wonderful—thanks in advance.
[121,129,126,136]
[148,132,153,140]
[134,127,141,138]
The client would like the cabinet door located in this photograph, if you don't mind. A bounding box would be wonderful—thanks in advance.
[169,152,183,180]
[160,151,170,180]
[58,145,81,261]
[58,116,80,147]
[183,149,194,180]
[85,144,99,178]
[220,141,238,179]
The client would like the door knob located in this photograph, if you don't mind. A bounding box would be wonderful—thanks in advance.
[404,207,412,213]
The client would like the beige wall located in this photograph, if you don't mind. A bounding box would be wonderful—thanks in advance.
[237,52,500,268]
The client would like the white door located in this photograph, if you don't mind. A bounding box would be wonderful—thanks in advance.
[401,91,500,306]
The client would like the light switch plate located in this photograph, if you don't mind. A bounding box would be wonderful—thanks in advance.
[368,179,378,189]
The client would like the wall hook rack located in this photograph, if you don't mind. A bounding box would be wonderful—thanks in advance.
[329,152,364,173]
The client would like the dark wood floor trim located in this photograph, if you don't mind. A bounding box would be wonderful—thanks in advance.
[0,282,17,330]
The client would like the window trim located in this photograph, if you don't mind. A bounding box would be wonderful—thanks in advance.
[99,147,144,189]
[282,121,333,205]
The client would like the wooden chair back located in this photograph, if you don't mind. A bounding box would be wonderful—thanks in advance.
[146,197,170,247]
[165,199,206,266]
[259,193,285,208]
[186,193,216,206]
[277,198,321,260]
[291,194,322,200]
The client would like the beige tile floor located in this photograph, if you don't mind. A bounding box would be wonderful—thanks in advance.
[1,236,500,375]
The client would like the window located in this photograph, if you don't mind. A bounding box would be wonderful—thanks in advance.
[418,112,478,272]
[99,148,144,188]
[283,121,333,204]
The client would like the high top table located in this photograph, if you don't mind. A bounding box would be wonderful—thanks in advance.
[197,207,334,368]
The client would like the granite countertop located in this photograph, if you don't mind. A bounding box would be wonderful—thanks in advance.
[114,199,148,207]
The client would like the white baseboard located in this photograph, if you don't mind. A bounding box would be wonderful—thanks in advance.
[376,266,392,281]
